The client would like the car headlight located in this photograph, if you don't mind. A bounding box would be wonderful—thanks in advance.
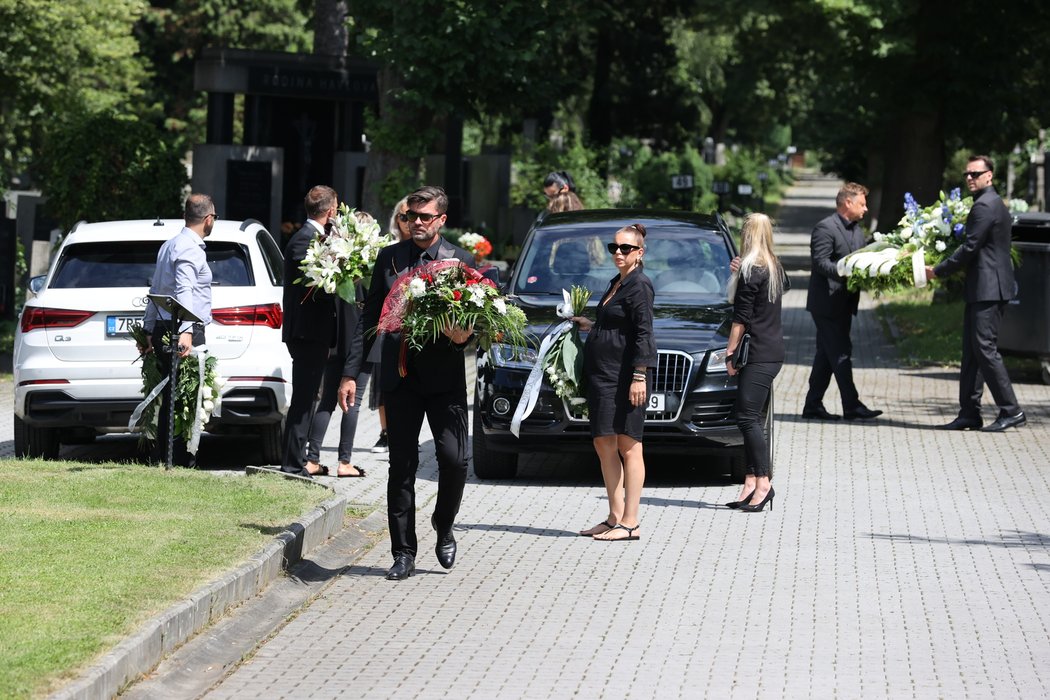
[489,343,538,369]
[707,347,729,373]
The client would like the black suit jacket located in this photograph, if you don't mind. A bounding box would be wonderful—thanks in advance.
[806,212,866,317]
[282,223,336,345]
[933,186,1015,303]
[344,237,475,394]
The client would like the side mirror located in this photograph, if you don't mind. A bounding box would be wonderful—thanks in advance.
[28,275,46,296]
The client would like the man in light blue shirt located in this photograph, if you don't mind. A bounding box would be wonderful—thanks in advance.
[141,193,216,466]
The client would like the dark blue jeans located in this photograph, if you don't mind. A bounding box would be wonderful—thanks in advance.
[734,361,781,478]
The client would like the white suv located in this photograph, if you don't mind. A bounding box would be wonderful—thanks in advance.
[13,218,292,462]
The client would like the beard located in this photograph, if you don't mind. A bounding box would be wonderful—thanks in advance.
[412,227,438,245]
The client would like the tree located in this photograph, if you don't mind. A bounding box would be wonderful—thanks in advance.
[0,0,150,190]
[135,0,312,153]
[36,112,186,229]
[345,0,593,217]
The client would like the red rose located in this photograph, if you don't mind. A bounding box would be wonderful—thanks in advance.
[465,278,479,286]
[452,290,462,301]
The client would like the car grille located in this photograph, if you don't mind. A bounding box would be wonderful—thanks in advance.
[690,398,735,424]
[564,350,694,422]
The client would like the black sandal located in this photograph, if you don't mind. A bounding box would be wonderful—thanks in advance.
[594,523,640,541]
[579,519,615,536]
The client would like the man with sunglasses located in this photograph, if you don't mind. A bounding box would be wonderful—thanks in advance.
[141,193,216,466]
[925,156,1025,432]
[338,186,475,580]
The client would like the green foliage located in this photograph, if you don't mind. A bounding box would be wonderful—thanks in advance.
[136,0,312,152]
[36,112,187,229]
[0,0,150,187]
[511,139,612,211]
[619,143,717,211]
[0,458,328,700]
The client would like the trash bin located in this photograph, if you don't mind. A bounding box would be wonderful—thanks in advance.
[999,212,1050,384]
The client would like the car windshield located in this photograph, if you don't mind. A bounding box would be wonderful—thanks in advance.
[49,241,255,288]
[513,225,732,298]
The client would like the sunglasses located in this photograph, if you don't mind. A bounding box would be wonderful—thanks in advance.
[405,210,442,223]
[607,243,642,255]
[397,213,409,223]
[964,170,989,179]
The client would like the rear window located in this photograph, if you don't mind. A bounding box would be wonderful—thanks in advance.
[50,241,255,288]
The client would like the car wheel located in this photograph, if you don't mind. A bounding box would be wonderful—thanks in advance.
[14,415,60,459]
[259,421,284,466]
[471,405,518,479]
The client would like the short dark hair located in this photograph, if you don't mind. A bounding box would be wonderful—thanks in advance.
[184,193,214,225]
[407,185,449,214]
[304,185,338,219]
[836,182,869,207]
[969,154,995,172]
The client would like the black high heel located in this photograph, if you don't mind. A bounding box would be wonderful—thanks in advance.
[738,487,774,512]
[725,489,756,509]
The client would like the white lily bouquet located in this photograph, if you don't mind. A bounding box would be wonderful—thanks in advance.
[838,189,972,296]
[510,285,591,436]
[298,203,395,303]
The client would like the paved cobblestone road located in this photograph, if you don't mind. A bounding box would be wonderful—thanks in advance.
[4,175,1048,698]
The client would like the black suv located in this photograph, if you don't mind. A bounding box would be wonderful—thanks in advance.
[473,209,773,479]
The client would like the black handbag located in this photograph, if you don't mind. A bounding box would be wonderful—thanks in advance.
[731,333,751,370]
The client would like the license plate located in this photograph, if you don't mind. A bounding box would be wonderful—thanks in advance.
[646,393,665,412]
[106,315,142,337]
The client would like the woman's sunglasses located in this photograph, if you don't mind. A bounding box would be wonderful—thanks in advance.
[607,243,642,255]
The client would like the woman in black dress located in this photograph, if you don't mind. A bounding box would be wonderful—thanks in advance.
[572,224,657,541]
[725,213,785,512]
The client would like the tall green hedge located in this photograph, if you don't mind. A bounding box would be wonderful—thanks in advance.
[36,112,187,230]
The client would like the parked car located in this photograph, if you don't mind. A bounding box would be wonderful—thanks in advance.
[473,209,773,480]
[13,218,292,462]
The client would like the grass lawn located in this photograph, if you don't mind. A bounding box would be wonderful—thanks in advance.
[0,460,332,699]
[876,289,1044,379]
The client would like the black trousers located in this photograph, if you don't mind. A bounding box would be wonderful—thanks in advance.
[734,361,781,478]
[383,376,468,559]
[958,300,1020,419]
[305,352,370,465]
[150,322,206,467]
[282,340,331,472]
[804,312,860,412]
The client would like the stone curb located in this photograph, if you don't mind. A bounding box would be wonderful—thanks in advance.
[48,488,347,700]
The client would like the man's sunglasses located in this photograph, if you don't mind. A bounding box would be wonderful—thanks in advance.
[964,170,989,179]
[608,243,642,255]
[404,210,442,223]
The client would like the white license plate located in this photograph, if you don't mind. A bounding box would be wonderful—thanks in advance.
[106,315,142,337]
[646,393,665,412]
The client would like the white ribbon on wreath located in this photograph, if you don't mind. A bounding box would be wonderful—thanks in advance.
[510,289,575,438]
[127,345,221,456]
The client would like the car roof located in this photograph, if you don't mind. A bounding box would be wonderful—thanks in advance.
[61,219,269,245]
[537,208,727,233]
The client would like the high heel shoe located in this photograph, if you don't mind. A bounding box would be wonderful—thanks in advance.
[738,487,774,512]
[725,489,756,509]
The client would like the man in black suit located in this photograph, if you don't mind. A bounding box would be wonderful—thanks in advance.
[338,186,474,580]
[803,182,882,421]
[926,156,1024,432]
[281,185,339,475]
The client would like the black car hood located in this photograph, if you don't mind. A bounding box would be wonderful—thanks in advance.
[512,294,732,354]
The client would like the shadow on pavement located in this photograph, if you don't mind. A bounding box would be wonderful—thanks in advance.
[456,522,578,537]
[864,529,1050,549]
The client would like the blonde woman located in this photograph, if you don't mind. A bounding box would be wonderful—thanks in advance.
[725,213,785,512]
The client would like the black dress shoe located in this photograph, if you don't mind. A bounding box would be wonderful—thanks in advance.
[844,404,883,420]
[938,417,983,431]
[801,406,841,421]
[432,515,457,569]
[386,554,416,580]
[982,412,1026,432]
